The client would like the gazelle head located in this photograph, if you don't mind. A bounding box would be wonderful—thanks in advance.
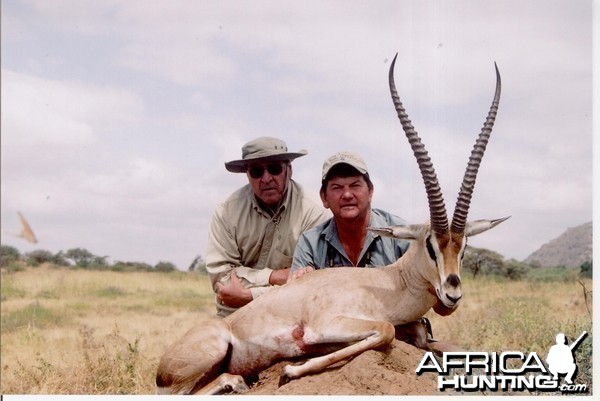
[371,54,509,309]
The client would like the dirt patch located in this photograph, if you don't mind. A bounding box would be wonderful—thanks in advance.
[245,339,441,395]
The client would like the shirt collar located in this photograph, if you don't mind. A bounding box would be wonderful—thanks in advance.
[321,209,380,261]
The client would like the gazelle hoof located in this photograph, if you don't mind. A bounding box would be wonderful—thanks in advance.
[278,374,292,387]
[279,365,298,386]
[219,373,250,394]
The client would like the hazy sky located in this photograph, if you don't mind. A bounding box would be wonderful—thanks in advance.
[1,0,594,270]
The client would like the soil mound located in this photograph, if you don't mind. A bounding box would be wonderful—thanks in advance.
[246,339,440,395]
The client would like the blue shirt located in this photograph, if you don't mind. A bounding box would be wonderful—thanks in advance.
[291,208,410,270]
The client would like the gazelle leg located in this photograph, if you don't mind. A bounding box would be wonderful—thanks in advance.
[192,373,249,395]
[156,318,235,395]
[394,319,465,356]
[281,317,395,382]
[394,320,431,350]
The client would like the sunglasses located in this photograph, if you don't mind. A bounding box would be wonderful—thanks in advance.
[248,163,286,179]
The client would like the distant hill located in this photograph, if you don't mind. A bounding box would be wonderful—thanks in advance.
[524,221,593,267]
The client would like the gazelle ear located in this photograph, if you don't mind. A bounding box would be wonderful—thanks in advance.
[368,225,423,240]
[465,216,510,237]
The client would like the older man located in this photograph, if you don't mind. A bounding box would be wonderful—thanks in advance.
[206,136,330,317]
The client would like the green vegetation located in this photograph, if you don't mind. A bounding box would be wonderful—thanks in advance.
[0,244,204,273]
[463,246,592,281]
[0,245,592,395]
[1,301,67,333]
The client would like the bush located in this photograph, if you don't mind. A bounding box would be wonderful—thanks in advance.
[110,261,153,272]
[580,260,592,278]
[526,265,579,282]
[64,248,96,267]
[154,261,176,272]
[499,259,531,280]
[463,247,504,278]
[1,245,21,267]
[188,255,207,274]
[51,251,70,267]
[24,250,56,266]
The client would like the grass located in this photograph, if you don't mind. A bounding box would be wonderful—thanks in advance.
[0,265,593,394]
[1,265,215,394]
[425,276,593,393]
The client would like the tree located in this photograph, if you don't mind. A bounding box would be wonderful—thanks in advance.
[24,249,56,266]
[91,255,109,267]
[155,261,176,272]
[0,245,21,267]
[111,261,153,272]
[64,248,96,267]
[188,255,206,273]
[580,260,592,278]
[501,259,530,280]
[51,251,70,266]
[463,246,504,278]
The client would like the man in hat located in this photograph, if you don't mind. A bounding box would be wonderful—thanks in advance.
[290,151,409,272]
[206,136,330,317]
[288,151,461,354]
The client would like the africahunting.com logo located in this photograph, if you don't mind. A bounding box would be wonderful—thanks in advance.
[416,331,589,394]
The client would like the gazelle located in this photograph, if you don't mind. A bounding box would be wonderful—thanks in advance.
[155,54,509,395]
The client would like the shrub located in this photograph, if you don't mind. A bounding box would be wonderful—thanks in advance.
[64,248,96,267]
[155,261,176,272]
[24,250,56,266]
[1,245,21,267]
[51,251,70,267]
[580,260,592,278]
[463,247,504,278]
[1,301,65,333]
[110,261,153,272]
[526,266,579,282]
[499,259,531,280]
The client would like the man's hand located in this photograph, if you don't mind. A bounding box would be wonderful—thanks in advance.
[269,268,291,285]
[286,266,315,283]
[216,272,252,308]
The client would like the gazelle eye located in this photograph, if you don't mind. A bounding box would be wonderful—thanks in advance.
[425,235,438,265]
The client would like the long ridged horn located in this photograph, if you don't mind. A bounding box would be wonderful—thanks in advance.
[389,53,449,236]
[450,63,501,234]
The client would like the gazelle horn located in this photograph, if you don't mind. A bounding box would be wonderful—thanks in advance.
[451,63,501,234]
[388,53,448,236]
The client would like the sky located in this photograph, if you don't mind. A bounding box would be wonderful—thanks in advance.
[1,0,594,270]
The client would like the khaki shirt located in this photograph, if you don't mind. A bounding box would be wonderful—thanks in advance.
[206,179,330,316]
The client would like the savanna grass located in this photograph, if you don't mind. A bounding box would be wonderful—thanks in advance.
[1,265,214,394]
[0,265,593,394]
[425,275,593,393]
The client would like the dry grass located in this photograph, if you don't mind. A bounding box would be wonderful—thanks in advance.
[1,265,214,394]
[0,265,593,394]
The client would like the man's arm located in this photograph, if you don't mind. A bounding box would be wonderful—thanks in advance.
[288,232,319,282]
[206,207,273,307]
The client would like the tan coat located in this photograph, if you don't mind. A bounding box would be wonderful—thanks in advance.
[206,179,330,316]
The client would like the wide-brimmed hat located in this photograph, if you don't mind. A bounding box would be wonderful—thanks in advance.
[321,151,369,181]
[225,137,308,173]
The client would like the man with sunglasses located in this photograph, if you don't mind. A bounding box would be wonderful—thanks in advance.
[206,136,330,317]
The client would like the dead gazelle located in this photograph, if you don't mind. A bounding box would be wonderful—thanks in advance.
[155,55,509,394]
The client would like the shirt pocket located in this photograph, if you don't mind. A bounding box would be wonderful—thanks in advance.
[270,247,293,269]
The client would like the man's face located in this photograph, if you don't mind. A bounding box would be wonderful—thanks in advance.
[246,161,291,206]
[321,175,373,222]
